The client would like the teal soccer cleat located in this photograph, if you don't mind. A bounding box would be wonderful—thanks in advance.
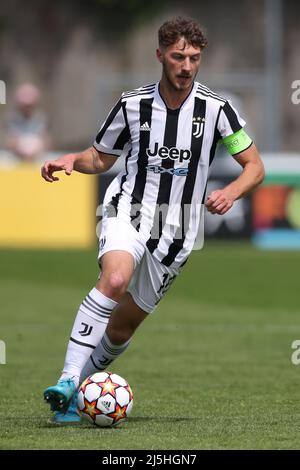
[53,391,81,424]
[44,378,77,414]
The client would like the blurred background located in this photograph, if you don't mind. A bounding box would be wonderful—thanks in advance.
[0,0,299,248]
[1,0,300,450]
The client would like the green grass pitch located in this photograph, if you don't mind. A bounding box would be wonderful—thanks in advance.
[0,242,300,450]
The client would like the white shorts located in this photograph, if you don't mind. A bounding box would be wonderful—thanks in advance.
[98,217,182,313]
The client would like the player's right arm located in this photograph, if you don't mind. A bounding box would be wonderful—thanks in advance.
[41,146,117,182]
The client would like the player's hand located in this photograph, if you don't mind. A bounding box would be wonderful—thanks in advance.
[205,189,235,215]
[41,154,76,182]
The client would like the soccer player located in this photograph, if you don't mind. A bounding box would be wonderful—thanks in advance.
[41,16,264,423]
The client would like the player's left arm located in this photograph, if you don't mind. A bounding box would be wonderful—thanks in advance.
[205,143,265,215]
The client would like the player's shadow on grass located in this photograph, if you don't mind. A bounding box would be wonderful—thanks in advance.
[129,417,195,422]
[41,416,196,429]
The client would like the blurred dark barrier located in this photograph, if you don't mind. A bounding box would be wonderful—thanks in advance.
[204,179,252,239]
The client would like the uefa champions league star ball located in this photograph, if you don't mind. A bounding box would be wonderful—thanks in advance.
[78,372,133,427]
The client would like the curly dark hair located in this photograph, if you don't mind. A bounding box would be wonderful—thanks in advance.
[158,16,208,51]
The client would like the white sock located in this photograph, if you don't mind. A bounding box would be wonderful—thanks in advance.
[59,288,118,386]
[79,332,131,383]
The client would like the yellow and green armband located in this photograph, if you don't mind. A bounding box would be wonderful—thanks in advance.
[222,128,253,156]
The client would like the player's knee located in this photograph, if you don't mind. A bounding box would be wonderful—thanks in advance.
[107,271,127,296]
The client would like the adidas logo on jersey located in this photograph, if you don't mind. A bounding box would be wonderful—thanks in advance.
[140,122,151,131]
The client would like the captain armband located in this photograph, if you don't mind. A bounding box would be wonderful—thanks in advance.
[222,128,253,156]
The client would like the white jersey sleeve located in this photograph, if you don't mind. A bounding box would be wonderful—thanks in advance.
[93,98,130,156]
[217,100,246,139]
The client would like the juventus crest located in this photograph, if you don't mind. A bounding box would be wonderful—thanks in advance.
[192,116,205,138]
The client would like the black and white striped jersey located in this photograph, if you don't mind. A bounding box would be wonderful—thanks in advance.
[94,81,247,267]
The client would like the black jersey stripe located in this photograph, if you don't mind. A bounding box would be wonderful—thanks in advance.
[112,101,131,150]
[160,98,206,267]
[146,108,180,253]
[109,148,132,216]
[222,101,243,133]
[113,126,130,150]
[209,106,222,166]
[109,101,132,215]
[129,97,154,225]
[95,99,122,144]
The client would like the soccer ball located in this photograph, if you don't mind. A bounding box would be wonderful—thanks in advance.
[77,371,133,427]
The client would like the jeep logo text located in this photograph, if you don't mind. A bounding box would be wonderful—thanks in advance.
[146,142,191,162]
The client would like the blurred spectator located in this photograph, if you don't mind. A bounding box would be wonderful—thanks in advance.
[5,83,50,161]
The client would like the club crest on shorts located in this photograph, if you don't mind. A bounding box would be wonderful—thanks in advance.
[192,117,205,138]
[99,236,106,252]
